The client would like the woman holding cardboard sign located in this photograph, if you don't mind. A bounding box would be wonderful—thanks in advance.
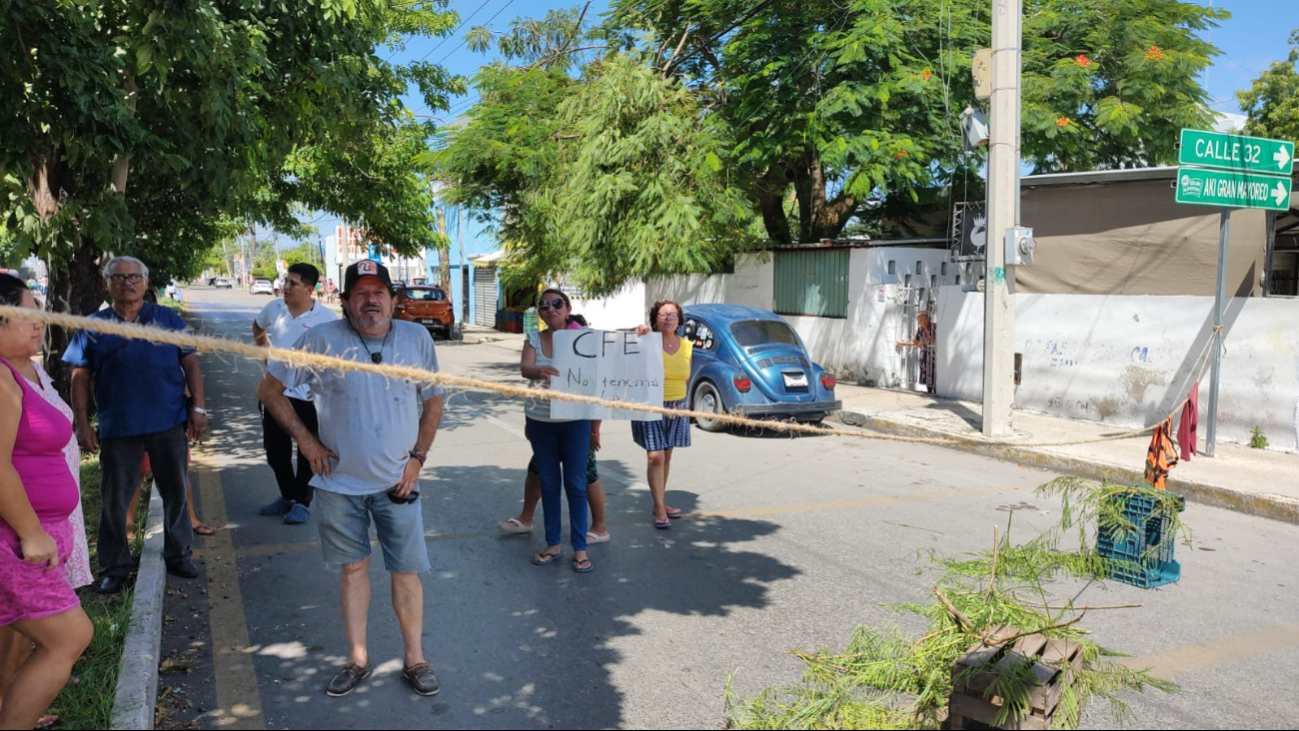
[633,300,693,529]
[520,288,594,573]
[499,313,610,544]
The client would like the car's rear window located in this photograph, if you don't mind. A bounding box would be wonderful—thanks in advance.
[403,288,446,301]
[729,319,798,347]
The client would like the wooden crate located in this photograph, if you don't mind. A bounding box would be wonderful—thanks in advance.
[947,626,1083,730]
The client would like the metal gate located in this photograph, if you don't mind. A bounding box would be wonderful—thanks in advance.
[473,265,497,327]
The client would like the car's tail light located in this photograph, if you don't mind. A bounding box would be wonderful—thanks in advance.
[733,374,753,392]
[820,374,836,390]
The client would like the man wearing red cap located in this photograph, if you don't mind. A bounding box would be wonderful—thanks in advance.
[257,259,444,698]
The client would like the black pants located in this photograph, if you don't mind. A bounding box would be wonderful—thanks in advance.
[262,397,319,506]
[99,425,192,577]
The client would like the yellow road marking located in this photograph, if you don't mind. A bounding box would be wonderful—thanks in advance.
[1124,623,1299,680]
[193,451,266,730]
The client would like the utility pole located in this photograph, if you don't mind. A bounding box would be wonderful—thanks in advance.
[982,0,1022,438]
[459,205,468,335]
[340,219,349,287]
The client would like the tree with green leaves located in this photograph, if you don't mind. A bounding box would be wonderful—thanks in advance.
[2,0,462,386]
[607,0,1227,244]
[1237,29,1299,146]
[1,5,454,294]
[434,7,757,296]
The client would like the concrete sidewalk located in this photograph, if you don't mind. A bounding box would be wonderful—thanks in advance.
[459,323,525,345]
[829,384,1299,524]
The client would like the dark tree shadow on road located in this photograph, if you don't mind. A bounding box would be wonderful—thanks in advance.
[171,328,801,730]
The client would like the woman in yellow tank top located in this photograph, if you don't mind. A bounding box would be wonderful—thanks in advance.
[631,300,693,529]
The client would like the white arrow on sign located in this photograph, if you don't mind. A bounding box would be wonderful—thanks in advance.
[1274,180,1289,207]
[1276,145,1293,171]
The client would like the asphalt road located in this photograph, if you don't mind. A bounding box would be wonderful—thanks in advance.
[167,286,1299,730]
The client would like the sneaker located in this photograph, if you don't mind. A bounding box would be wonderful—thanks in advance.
[283,504,310,525]
[326,663,373,697]
[402,662,440,696]
[259,498,293,516]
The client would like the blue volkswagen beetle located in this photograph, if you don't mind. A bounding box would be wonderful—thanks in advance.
[680,304,841,432]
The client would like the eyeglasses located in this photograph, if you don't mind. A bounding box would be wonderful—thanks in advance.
[537,297,566,311]
[657,313,680,321]
[109,274,144,284]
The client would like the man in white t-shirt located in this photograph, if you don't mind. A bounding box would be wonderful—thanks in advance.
[252,263,337,524]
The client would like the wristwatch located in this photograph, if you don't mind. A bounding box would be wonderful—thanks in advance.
[409,449,427,464]
[192,407,209,416]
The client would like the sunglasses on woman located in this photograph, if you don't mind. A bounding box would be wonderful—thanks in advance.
[537,297,566,311]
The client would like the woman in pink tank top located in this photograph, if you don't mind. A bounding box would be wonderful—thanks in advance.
[0,275,93,729]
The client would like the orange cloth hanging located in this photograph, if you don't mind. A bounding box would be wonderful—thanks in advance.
[1144,417,1178,490]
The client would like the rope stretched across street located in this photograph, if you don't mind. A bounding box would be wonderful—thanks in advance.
[0,305,1217,449]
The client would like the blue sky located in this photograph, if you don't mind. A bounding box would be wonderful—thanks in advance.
[306,0,1298,240]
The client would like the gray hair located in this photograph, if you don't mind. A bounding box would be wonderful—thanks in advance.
[103,256,149,280]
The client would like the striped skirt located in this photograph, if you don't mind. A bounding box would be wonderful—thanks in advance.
[631,398,692,452]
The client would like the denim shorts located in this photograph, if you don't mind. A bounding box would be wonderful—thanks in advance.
[314,489,431,573]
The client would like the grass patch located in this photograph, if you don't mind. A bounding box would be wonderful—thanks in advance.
[45,456,149,729]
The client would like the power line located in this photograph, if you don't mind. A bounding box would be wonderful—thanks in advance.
[662,0,780,74]
[446,94,481,115]
[413,0,495,65]
[1219,53,1262,79]
[411,0,515,117]
[436,0,516,67]
[385,0,488,64]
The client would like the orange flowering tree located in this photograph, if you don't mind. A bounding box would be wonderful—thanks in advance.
[1021,0,1227,171]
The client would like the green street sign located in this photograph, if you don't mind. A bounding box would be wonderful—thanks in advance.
[1175,167,1292,211]
[1179,129,1294,175]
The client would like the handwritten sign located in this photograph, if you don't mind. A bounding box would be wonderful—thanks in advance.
[550,330,665,421]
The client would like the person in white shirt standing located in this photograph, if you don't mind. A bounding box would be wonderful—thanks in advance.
[252,263,337,524]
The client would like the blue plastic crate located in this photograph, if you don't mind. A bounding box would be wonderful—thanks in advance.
[1096,488,1184,589]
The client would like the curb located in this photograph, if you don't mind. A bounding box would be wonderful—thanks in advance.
[111,487,166,730]
[831,410,1299,526]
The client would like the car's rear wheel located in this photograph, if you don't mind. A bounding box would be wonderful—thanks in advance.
[692,381,727,432]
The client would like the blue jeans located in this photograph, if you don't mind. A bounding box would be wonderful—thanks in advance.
[525,418,591,553]
[314,489,431,573]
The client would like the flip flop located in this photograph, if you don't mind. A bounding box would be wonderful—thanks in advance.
[499,518,533,534]
[665,507,684,519]
[586,531,610,544]
[531,549,563,566]
[192,524,216,536]
[572,557,594,573]
[654,517,671,530]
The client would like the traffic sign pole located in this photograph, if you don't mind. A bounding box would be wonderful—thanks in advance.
[1175,127,1294,457]
[1205,209,1230,458]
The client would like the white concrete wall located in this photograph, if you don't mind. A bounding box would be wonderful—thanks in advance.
[789,248,956,385]
[936,289,1299,452]
[646,249,958,385]
[646,254,774,309]
[570,280,647,331]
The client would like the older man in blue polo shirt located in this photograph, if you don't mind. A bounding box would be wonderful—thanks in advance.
[63,256,207,594]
